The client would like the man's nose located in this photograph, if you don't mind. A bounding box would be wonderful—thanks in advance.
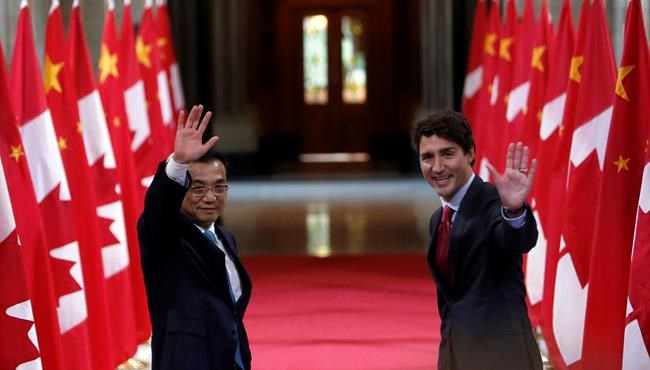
[431,157,444,172]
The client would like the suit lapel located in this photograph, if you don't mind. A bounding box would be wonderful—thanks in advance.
[448,176,483,274]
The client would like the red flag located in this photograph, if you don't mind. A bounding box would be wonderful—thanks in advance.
[473,0,500,179]
[44,2,115,369]
[552,1,617,367]
[156,0,185,119]
[138,0,175,153]
[69,0,138,363]
[505,0,536,138]
[522,0,553,327]
[484,0,518,174]
[582,0,650,368]
[624,116,650,366]
[100,0,151,346]
[121,0,165,194]
[11,1,94,367]
[11,2,96,367]
[0,38,62,370]
[461,0,487,125]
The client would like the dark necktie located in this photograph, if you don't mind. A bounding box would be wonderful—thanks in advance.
[435,206,454,284]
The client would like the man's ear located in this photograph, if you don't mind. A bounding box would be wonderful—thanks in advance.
[466,147,475,165]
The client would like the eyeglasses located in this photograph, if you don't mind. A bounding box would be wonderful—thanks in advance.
[189,183,229,197]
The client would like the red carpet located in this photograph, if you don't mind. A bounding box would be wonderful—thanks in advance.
[242,254,440,370]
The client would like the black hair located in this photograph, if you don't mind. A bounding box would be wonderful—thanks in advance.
[411,109,476,165]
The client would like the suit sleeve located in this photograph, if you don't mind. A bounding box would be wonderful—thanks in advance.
[491,197,539,254]
[138,161,187,241]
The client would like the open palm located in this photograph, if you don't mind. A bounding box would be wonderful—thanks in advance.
[173,105,219,164]
[485,142,538,211]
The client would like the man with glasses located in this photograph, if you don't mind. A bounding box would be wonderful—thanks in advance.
[138,105,252,370]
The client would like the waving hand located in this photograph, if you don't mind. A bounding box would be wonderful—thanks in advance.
[172,105,219,164]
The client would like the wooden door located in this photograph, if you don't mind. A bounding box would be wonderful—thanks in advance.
[299,8,371,154]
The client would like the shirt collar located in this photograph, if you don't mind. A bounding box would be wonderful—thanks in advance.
[194,223,216,235]
[440,173,476,212]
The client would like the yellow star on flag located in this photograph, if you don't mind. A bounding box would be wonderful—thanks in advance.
[537,110,543,123]
[559,125,565,137]
[157,38,168,61]
[613,155,630,173]
[136,36,153,69]
[615,65,635,102]
[531,45,546,72]
[113,117,121,128]
[44,55,64,94]
[504,94,509,104]
[10,145,24,162]
[99,43,119,84]
[484,33,497,56]
[58,136,68,150]
[499,37,515,62]
[77,122,84,134]
[570,56,584,83]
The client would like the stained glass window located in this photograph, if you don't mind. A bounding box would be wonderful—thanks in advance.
[341,15,366,104]
[303,15,329,105]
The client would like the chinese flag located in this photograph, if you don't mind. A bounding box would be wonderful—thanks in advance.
[484,0,517,172]
[69,0,138,364]
[99,0,151,346]
[505,0,535,136]
[522,0,553,327]
[121,0,165,196]
[0,37,64,370]
[138,0,175,153]
[553,0,616,367]
[461,0,487,125]
[472,0,500,179]
[583,0,650,368]
[156,0,185,120]
[11,1,95,368]
[44,2,114,369]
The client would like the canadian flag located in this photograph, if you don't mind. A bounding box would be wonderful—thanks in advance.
[156,0,186,120]
[533,3,575,364]
[121,0,165,194]
[99,0,151,346]
[552,0,617,367]
[68,0,137,364]
[522,0,553,327]
[0,38,59,370]
[10,0,93,367]
[625,128,650,369]
[505,0,535,134]
[461,0,487,126]
[138,0,175,154]
[472,0,500,179]
[44,1,114,369]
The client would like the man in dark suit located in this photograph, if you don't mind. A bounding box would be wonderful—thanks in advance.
[413,110,542,370]
[138,105,252,370]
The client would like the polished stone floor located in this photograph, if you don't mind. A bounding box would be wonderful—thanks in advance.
[223,177,441,257]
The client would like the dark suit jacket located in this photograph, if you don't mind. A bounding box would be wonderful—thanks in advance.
[138,162,252,370]
[428,176,542,370]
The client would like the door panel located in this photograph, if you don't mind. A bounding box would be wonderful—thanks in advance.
[300,8,370,154]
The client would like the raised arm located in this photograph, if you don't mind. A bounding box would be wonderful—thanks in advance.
[172,104,219,164]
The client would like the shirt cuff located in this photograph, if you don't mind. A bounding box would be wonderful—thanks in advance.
[501,207,527,229]
[165,154,189,186]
